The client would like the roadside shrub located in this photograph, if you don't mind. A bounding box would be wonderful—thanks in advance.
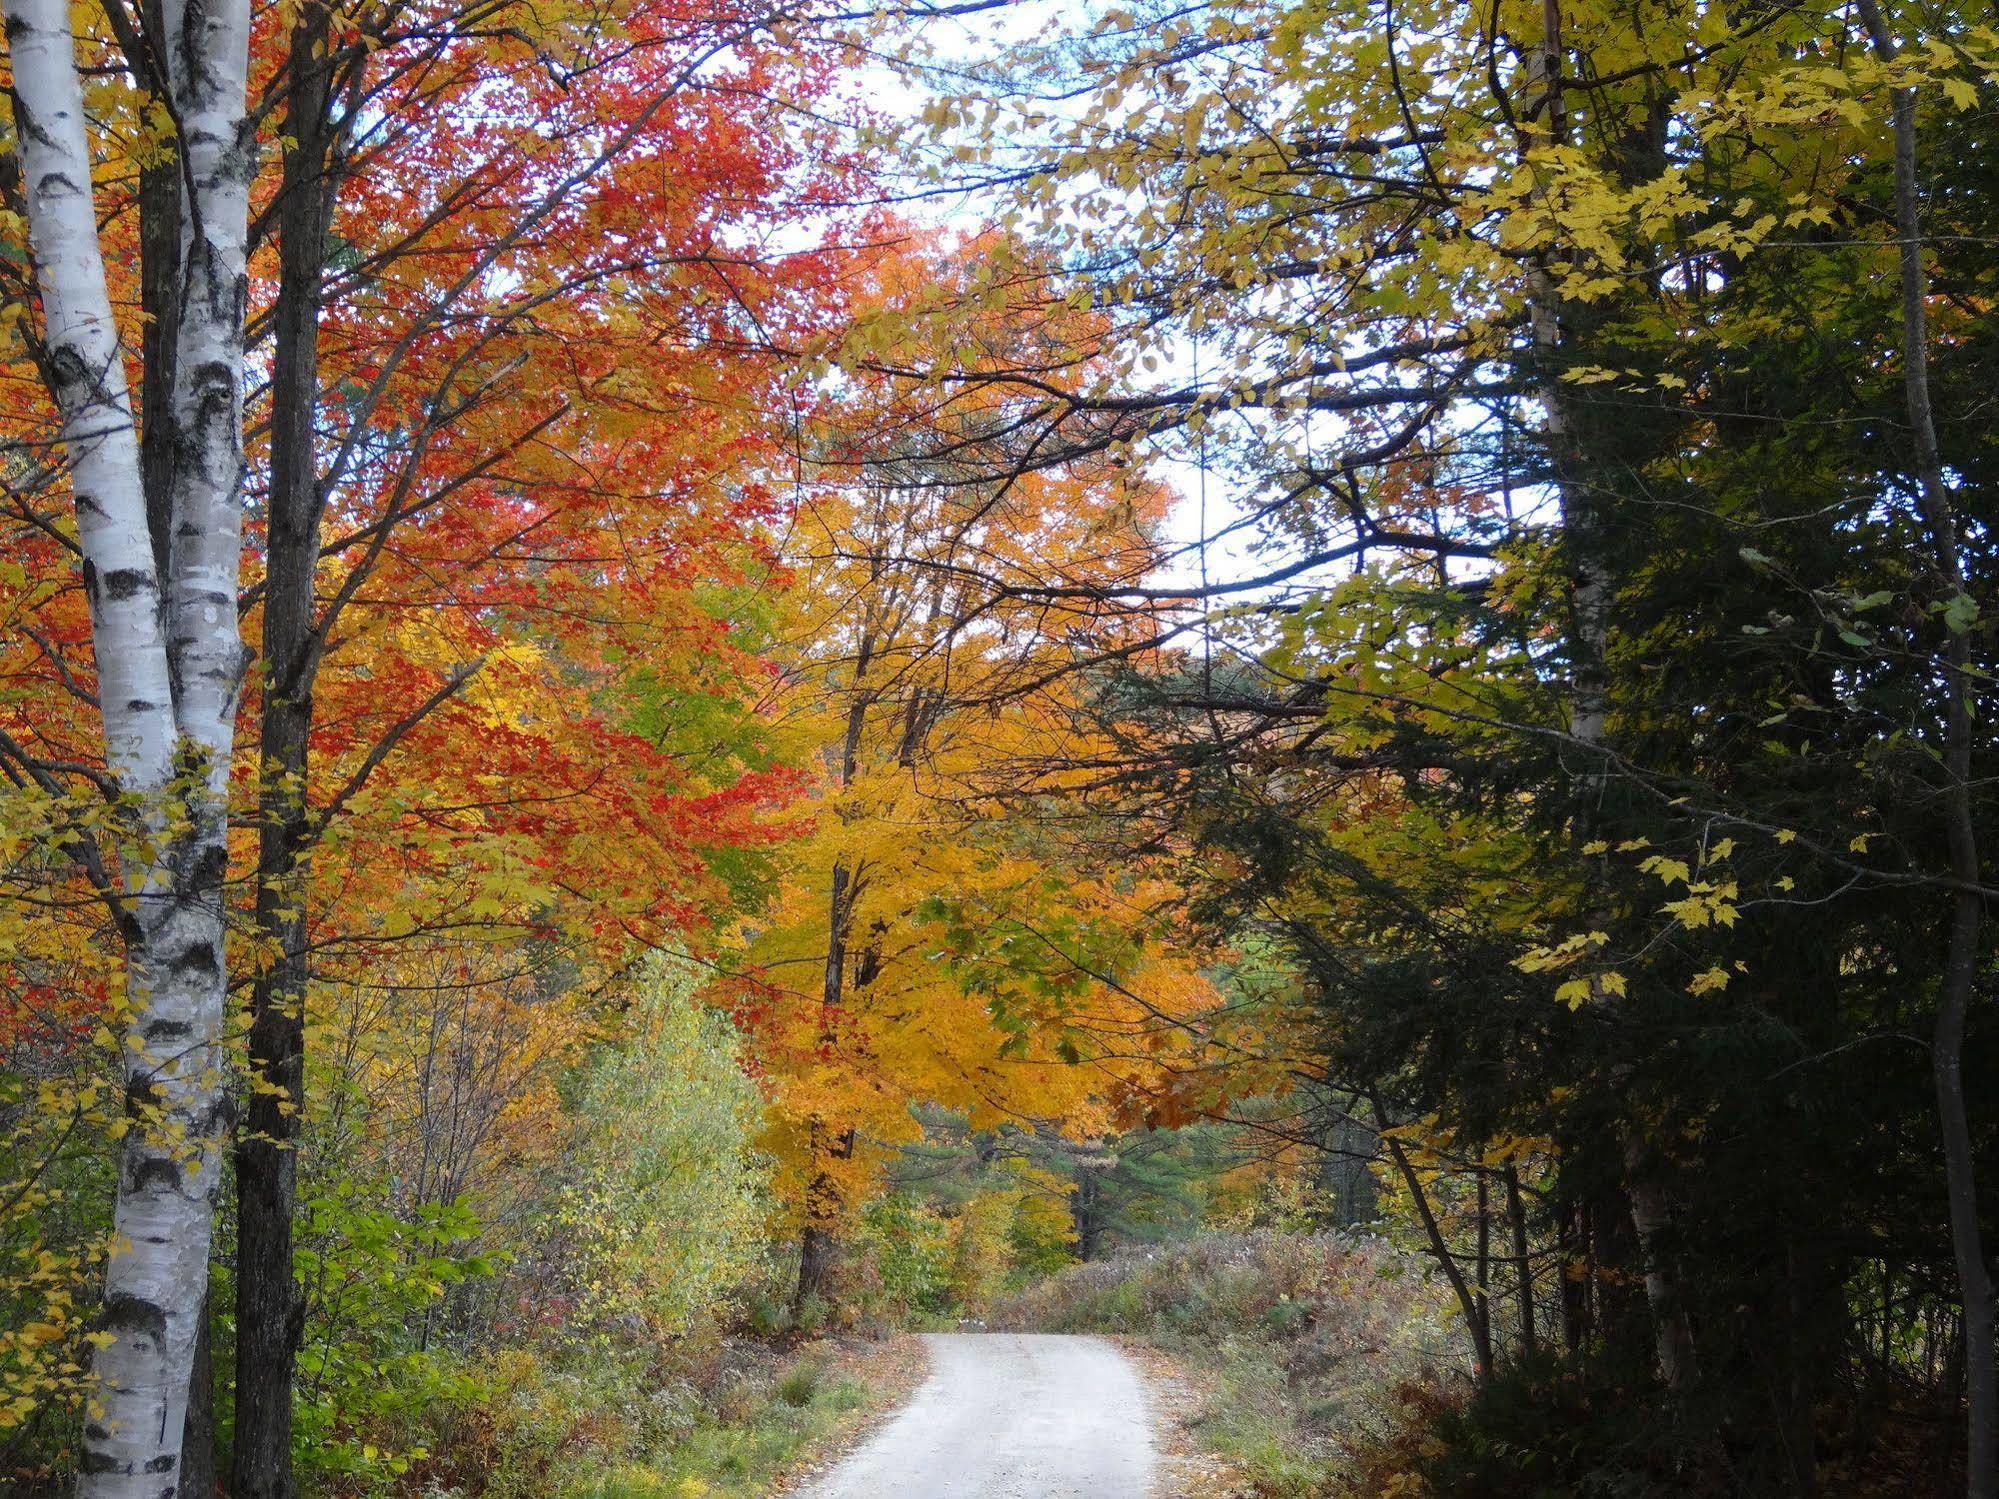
[996,1229,1450,1358]
[290,1190,502,1489]
[776,1362,820,1408]
[851,1194,954,1317]
[552,964,769,1340]
[401,1332,881,1499]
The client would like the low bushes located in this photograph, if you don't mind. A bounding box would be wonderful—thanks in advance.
[402,1334,891,1499]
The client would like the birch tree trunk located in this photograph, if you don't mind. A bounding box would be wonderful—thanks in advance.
[157,0,253,766]
[3,0,252,1488]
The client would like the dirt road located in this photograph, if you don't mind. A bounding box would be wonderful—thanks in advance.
[795,1332,1157,1498]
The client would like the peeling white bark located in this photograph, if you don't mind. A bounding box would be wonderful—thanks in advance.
[3,0,251,1492]
[4,0,176,783]
[160,0,252,784]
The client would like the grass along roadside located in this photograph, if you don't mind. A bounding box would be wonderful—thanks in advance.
[605,1334,926,1499]
[1119,1337,1255,1499]
[435,1333,927,1499]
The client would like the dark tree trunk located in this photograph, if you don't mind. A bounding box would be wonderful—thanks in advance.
[1583,1173,1649,1371]
[1072,1164,1103,1260]
[232,21,342,1499]
[795,1220,839,1312]
[1318,1098,1378,1226]
[1505,1166,1536,1355]
[96,0,181,579]
[1475,1172,1493,1360]
[1851,10,1994,1493]
[177,1288,217,1499]
[134,0,178,585]
[1558,1191,1587,1355]
[1374,1089,1493,1376]
[793,1124,855,1315]
[1782,1239,1823,1499]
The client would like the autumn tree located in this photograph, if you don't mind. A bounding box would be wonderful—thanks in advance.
[223,9,868,1487]
[710,233,1221,1309]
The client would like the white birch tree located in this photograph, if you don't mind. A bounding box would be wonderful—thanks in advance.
[4,0,252,1488]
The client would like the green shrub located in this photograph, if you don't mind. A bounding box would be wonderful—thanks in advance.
[557,964,770,1340]
[288,1189,501,1489]
[776,1363,820,1408]
[852,1195,953,1317]
[791,1292,832,1336]
[740,1288,793,1341]
[1262,1294,1313,1337]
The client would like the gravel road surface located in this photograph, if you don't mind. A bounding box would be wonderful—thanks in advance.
[795,1331,1156,1499]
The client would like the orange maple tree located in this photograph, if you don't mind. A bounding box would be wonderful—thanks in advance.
[707,234,1225,1304]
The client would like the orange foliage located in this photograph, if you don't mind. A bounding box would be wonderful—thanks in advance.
[710,232,1224,1248]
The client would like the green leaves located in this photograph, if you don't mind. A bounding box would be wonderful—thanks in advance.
[559,957,769,1339]
[290,1188,497,1483]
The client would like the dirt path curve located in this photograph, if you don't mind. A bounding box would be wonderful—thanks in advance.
[793,1331,1157,1499]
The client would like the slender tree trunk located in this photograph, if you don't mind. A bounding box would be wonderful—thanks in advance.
[794,853,854,1314]
[1506,1165,1537,1355]
[1851,10,1993,1491]
[176,1293,216,1499]
[232,19,343,1496]
[131,0,178,585]
[1558,1194,1588,1354]
[1374,1092,1493,1375]
[1072,1165,1102,1260]
[1944,1332,1972,1499]
[1475,1172,1493,1359]
[157,0,254,752]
